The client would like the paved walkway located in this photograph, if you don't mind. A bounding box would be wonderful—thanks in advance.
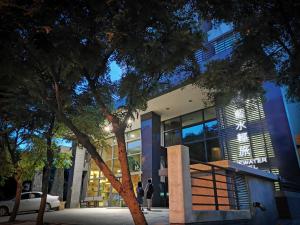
[0,208,169,225]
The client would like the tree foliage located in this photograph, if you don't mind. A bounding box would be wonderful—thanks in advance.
[193,0,300,103]
[0,1,204,224]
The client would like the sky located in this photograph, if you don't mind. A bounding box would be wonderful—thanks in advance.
[57,61,122,147]
[109,61,122,81]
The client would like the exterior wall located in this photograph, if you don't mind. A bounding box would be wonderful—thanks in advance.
[246,176,278,225]
[263,83,300,184]
[31,171,43,192]
[141,112,162,207]
[66,145,86,208]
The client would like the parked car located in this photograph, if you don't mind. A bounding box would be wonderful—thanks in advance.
[0,192,60,216]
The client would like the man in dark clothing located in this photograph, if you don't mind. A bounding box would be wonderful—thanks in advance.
[145,178,154,211]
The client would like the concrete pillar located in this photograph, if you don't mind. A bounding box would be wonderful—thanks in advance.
[141,112,161,206]
[32,171,43,192]
[66,144,86,208]
[167,145,193,224]
[50,168,64,200]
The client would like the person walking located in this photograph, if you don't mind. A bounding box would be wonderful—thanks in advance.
[136,181,144,211]
[145,178,154,211]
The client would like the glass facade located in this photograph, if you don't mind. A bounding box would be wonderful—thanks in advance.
[87,129,141,206]
[163,107,222,163]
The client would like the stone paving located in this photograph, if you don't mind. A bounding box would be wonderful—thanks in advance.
[0,208,169,225]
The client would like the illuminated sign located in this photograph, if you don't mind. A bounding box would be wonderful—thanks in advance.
[217,98,275,170]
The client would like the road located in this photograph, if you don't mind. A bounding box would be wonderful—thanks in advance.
[0,208,169,225]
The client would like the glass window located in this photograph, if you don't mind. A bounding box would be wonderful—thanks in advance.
[182,124,204,143]
[187,142,206,163]
[113,144,118,159]
[164,130,181,147]
[204,107,216,121]
[205,120,218,138]
[128,154,141,172]
[112,159,121,175]
[21,193,30,200]
[207,139,222,161]
[127,140,141,155]
[126,130,141,141]
[164,118,181,131]
[101,144,112,161]
[182,111,203,127]
[33,193,41,198]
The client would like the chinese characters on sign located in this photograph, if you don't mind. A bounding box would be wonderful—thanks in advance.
[234,107,268,169]
[234,108,251,158]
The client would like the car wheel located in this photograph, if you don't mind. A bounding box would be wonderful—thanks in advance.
[0,206,8,217]
[45,203,51,212]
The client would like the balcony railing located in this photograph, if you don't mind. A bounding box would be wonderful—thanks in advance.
[190,161,250,211]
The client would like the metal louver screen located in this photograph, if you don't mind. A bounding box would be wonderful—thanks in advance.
[217,98,276,172]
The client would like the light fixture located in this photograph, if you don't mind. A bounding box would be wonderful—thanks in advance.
[104,125,111,132]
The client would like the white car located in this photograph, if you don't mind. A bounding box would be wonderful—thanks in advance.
[0,192,60,216]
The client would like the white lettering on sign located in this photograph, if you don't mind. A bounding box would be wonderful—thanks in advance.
[239,145,251,157]
[237,132,249,143]
[235,121,246,131]
[234,108,245,120]
[237,157,267,167]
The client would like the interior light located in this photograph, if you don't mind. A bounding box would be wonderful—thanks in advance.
[104,125,111,132]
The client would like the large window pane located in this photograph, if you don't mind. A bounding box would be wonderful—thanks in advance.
[112,159,121,175]
[164,118,181,131]
[205,120,218,138]
[127,140,141,155]
[126,130,141,141]
[128,154,141,172]
[164,130,181,147]
[204,107,216,121]
[187,142,206,163]
[207,139,222,162]
[101,145,112,161]
[182,124,204,143]
[182,111,203,127]
[112,144,118,159]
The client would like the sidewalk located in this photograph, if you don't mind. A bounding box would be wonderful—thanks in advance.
[0,208,169,225]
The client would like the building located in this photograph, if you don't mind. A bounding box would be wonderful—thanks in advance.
[66,23,300,208]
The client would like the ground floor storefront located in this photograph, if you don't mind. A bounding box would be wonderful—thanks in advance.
[66,83,300,208]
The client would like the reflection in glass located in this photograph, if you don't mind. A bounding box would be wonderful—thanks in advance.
[127,140,141,155]
[207,139,222,161]
[127,130,141,141]
[164,129,181,147]
[204,107,216,121]
[182,124,204,143]
[205,120,218,138]
[182,111,203,127]
[164,118,181,131]
[187,142,206,163]
[128,154,141,172]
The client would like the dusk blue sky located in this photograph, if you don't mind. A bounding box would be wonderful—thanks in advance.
[109,61,122,81]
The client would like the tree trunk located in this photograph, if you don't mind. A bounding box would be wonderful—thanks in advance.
[36,166,50,225]
[9,178,22,222]
[36,116,54,225]
[56,113,147,225]
[114,130,147,225]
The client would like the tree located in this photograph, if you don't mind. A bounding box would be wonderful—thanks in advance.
[0,126,45,221]
[0,1,203,224]
[193,0,300,103]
